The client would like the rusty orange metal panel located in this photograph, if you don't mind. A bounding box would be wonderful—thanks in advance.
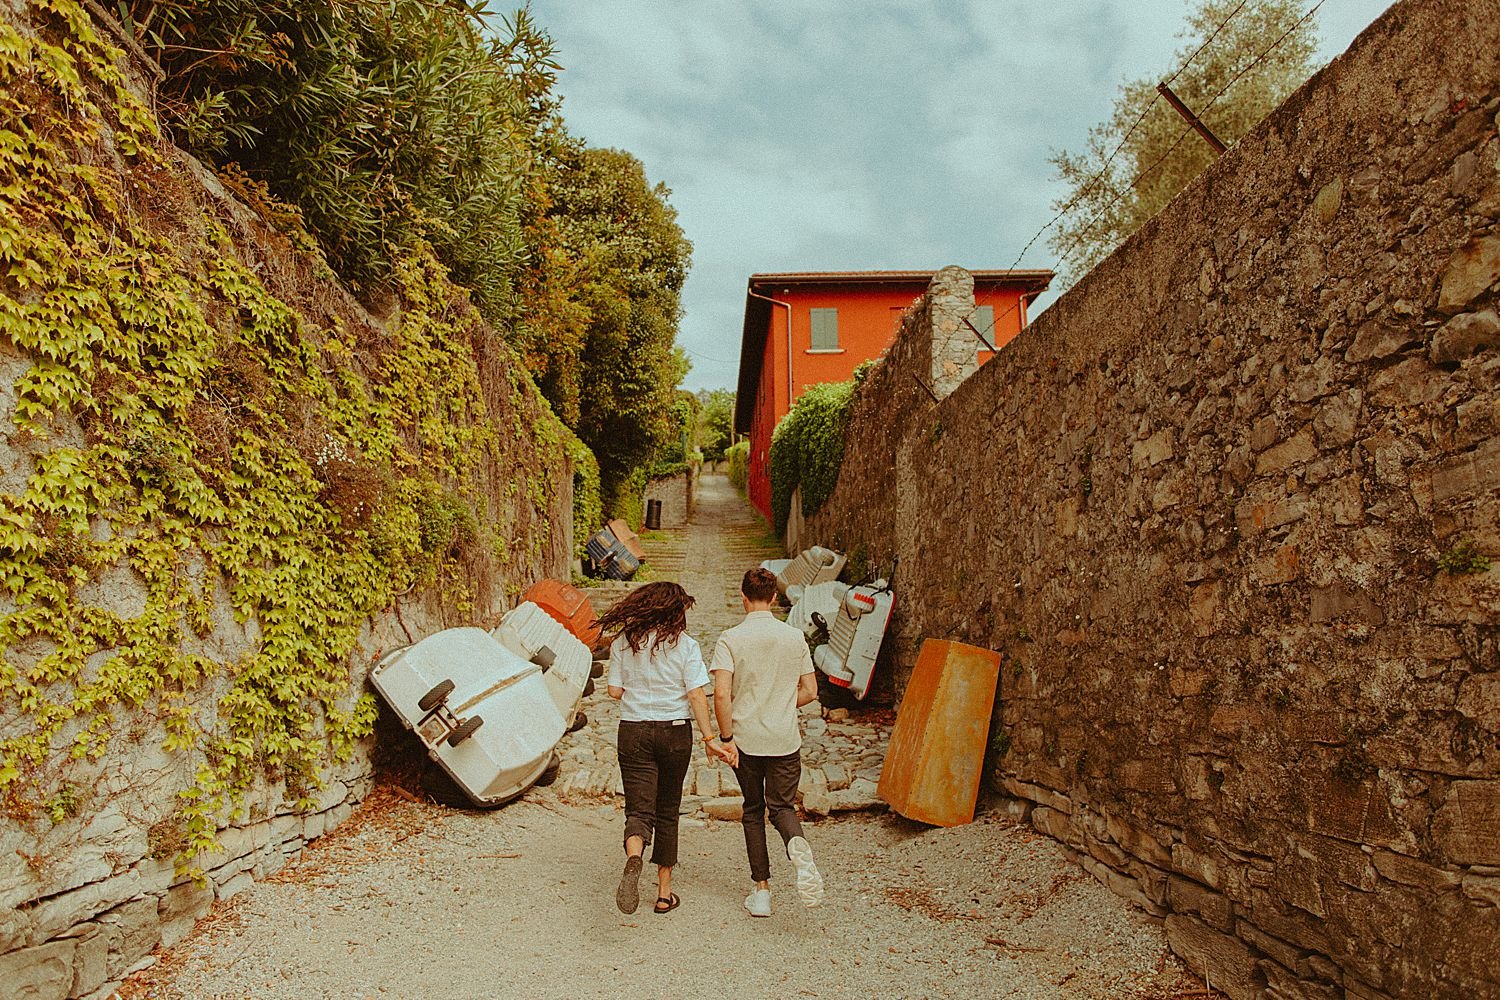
[877,639,1001,827]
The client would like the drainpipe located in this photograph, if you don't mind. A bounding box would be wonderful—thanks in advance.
[747,287,794,407]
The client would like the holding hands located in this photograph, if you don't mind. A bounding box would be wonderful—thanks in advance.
[706,736,739,768]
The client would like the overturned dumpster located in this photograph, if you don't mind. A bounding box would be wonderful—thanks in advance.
[789,577,895,701]
[584,518,646,580]
[761,545,845,603]
[369,602,593,806]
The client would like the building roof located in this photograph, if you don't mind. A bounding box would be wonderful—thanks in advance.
[747,269,1055,288]
[733,268,1054,432]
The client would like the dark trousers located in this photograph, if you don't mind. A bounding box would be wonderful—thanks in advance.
[732,750,805,883]
[617,720,693,868]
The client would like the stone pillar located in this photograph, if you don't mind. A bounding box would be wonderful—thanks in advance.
[927,266,978,399]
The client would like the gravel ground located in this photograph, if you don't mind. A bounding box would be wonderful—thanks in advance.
[118,786,1209,1000]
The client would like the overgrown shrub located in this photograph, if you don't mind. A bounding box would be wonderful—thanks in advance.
[768,380,857,534]
[605,465,648,533]
[122,0,559,324]
[726,440,749,494]
[565,431,601,556]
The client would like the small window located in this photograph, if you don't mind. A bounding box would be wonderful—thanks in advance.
[972,305,996,348]
[809,308,839,350]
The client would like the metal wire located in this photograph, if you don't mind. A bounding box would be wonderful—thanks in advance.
[1003,0,1253,272]
[1055,0,1329,273]
[978,0,1324,337]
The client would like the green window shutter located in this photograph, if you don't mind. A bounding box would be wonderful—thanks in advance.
[809,308,839,350]
[973,305,995,348]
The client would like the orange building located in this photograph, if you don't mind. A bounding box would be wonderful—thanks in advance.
[733,269,1052,522]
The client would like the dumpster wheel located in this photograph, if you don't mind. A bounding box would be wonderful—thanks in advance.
[583,678,596,698]
[417,678,455,713]
[568,711,589,734]
[535,753,562,787]
[446,715,484,746]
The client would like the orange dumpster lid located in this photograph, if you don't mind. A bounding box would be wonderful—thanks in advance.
[523,579,603,649]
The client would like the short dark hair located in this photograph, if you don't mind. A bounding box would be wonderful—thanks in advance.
[741,567,778,603]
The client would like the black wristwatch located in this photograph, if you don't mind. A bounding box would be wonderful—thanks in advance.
[720,734,734,743]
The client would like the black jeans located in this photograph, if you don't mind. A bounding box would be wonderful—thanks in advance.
[617,720,693,868]
[732,750,805,883]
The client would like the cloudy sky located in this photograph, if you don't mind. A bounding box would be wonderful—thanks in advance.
[526,0,1395,391]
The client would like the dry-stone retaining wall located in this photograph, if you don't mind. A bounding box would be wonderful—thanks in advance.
[0,5,574,998]
[802,1,1500,997]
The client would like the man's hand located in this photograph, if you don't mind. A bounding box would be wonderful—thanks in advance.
[712,740,739,767]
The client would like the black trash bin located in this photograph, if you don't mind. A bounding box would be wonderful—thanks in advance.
[644,499,662,531]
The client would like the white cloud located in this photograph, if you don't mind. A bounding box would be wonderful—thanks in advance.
[529,0,1395,389]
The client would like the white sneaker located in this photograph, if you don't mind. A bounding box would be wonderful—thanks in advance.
[743,888,771,917]
[787,836,824,907]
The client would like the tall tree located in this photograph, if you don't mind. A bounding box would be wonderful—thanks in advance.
[1047,0,1318,281]
[530,144,693,499]
[695,388,735,463]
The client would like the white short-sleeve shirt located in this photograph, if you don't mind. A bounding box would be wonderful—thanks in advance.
[709,611,815,756]
[607,632,710,722]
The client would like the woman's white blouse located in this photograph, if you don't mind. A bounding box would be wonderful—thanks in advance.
[607,632,710,722]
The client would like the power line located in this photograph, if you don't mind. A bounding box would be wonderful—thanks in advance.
[680,345,738,365]
[1055,0,1328,274]
[978,0,1319,338]
[1004,0,1252,272]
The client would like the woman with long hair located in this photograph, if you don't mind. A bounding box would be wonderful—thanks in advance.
[597,582,729,915]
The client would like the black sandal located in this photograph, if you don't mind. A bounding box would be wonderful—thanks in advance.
[616,855,643,914]
[653,893,681,914]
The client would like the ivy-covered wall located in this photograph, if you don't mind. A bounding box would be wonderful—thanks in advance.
[0,1,579,986]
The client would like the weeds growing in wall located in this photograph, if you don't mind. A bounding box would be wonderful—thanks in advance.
[0,0,579,860]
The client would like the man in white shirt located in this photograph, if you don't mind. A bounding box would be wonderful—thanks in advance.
[710,567,824,915]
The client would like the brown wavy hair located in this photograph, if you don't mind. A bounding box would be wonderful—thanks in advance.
[596,581,695,654]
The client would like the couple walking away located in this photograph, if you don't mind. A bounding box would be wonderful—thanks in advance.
[596,568,824,918]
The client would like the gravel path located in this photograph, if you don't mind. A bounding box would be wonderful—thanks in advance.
[116,475,1211,1000]
[121,791,1202,1000]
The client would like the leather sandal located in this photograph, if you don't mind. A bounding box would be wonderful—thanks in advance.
[653,892,681,914]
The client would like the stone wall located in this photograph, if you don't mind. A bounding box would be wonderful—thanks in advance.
[644,471,693,531]
[801,1,1500,996]
[0,5,575,998]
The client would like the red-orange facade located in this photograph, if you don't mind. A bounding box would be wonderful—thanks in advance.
[733,270,1052,522]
